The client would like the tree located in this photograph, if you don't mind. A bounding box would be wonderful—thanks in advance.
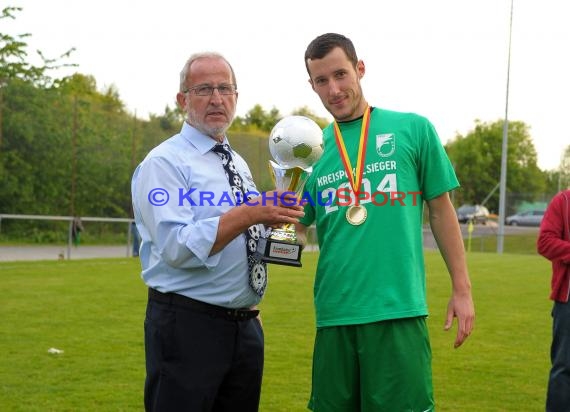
[0,6,75,148]
[291,106,330,129]
[559,144,570,191]
[445,119,546,214]
[0,78,74,214]
[237,104,282,132]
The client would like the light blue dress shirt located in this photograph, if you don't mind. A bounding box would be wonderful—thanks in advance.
[131,122,263,308]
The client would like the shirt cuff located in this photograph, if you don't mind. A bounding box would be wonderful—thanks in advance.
[185,216,221,268]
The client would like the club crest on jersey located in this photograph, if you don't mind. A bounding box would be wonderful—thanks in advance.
[376,133,395,158]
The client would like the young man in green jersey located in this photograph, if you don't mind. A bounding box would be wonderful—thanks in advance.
[296,33,475,411]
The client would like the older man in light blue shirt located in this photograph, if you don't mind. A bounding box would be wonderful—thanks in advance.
[133,121,264,308]
[132,52,304,412]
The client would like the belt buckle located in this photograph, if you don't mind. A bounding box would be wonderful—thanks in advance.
[226,308,241,319]
[227,308,253,320]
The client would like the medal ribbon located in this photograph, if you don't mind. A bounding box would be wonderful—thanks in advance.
[333,106,371,206]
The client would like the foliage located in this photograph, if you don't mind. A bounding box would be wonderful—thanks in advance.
[0,76,138,218]
[0,6,76,89]
[0,251,552,411]
[557,144,570,190]
[0,4,75,220]
[291,105,331,129]
[241,104,281,132]
[445,119,548,214]
[232,104,330,133]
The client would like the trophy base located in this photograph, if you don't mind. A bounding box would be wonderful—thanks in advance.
[256,237,302,267]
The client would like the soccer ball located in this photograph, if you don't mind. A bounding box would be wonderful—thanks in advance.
[268,116,324,169]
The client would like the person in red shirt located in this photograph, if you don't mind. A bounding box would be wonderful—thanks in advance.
[537,189,570,412]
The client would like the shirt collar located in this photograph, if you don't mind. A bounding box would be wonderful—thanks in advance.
[180,121,231,155]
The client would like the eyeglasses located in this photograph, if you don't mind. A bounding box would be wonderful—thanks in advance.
[183,84,237,96]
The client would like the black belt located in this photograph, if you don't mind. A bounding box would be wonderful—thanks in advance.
[148,288,259,321]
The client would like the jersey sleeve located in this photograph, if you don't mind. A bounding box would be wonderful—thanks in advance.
[417,116,460,200]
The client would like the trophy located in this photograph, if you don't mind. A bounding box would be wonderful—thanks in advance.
[256,116,324,267]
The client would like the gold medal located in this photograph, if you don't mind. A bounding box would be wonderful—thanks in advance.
[346,205,367,225]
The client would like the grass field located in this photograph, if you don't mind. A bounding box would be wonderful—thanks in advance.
[0,250,553,411]
[464,231,541,255]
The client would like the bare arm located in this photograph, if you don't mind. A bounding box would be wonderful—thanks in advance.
[211,191,304,255]
[427,192,475,348]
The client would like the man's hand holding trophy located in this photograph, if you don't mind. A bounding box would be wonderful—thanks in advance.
[256,116,323,267]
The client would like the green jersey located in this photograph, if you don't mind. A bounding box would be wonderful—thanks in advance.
[300,107,459,328]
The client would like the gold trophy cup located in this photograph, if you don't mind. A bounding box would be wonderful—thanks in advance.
[256,161,312,267]
[256,115,324,267]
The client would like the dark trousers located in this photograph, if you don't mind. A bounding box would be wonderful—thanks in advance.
[144,290,264,412]
[547,300,570,412]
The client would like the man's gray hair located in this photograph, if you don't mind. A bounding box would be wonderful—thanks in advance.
[179,52,237,92]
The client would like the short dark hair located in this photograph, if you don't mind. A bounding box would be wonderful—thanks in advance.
[304,33,359,74]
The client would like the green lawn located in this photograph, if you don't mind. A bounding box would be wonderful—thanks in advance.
[464,231,541,255]
[0,251,553,411]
